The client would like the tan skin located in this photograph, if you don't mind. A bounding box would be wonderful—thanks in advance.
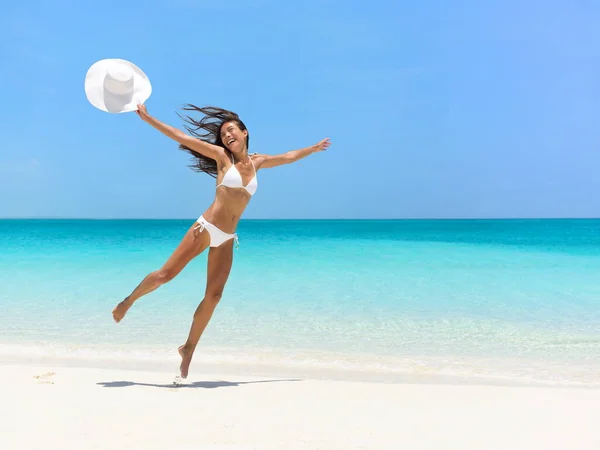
[111,104,331,378]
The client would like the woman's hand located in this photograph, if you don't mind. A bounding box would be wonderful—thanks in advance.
[312,138,331,153]
[136,104,151,122]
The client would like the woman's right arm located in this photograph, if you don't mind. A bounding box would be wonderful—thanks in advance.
[136,104,226,162]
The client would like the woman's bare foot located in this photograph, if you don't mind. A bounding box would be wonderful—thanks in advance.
[112,297,133,323]
[178,345,194,379]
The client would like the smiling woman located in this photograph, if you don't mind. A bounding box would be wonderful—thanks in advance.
[176,105,251,177]
[111,101,331,380]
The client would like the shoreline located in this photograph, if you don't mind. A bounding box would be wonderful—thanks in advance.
[2,348,598,389]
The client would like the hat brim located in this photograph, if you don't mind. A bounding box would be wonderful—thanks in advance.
[84,59,152,114]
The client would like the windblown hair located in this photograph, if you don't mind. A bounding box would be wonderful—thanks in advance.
[177,104,249,178]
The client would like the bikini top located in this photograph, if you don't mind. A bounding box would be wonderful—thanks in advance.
[216,154,258,196]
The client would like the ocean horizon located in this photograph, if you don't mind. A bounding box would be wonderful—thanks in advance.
[1,218,599,386]
[2,216,600,220]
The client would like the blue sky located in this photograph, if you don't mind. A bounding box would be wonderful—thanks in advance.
[1,0,598,219]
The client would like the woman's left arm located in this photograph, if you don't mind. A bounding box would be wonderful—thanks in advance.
[254,138,331,169]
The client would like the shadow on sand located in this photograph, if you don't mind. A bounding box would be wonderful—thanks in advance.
[96,378,302,389]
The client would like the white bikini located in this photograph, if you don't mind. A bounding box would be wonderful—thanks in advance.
[194,155,257,248]
[216,155,257,196]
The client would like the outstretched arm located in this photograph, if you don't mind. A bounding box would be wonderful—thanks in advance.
[136,104,226,162]
[255,138,331,169]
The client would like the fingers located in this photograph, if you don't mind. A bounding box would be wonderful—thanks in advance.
[319,137,331,150]
[135,104,147,119]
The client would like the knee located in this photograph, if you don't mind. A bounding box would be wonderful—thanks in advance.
[204,291,223,305]
[154,268,175,284]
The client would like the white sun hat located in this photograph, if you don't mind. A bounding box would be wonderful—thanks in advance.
[84,58,152,113]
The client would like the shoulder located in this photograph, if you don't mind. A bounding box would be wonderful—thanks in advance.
[250,152,272,169]
[249,152,264,163]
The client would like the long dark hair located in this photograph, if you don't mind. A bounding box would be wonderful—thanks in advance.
[177,104,249,178]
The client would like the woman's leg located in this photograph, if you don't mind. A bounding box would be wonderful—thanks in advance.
[112,222,211,323]
[178,238,234,378]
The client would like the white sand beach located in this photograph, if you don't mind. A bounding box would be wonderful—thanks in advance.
[0,363,598,450]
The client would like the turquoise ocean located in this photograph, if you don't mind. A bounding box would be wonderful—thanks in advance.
[1,219,598,386]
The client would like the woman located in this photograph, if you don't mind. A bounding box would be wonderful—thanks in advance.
[111,103,331,379]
